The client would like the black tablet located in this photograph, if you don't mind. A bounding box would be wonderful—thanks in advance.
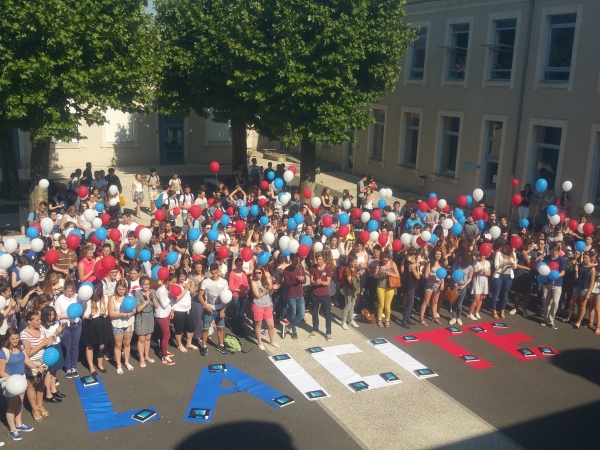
[132,409,157,423]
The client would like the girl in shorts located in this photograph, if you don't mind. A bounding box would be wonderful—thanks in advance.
[108,280,135,374]
[250,267,281,350]
[467,250,491,320]
[420,248,446,325]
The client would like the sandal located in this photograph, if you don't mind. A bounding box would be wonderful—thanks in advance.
[432,318,442,325]
[561,317,571,323]
[146,358,156,363]
[178,346,188,353]
[384,321,390,328]
[492,311,499,319]
[377,320,384,328]
[116,366,124,375]
[500,311,506,319]
[40,408,50,417]
[186,345,199,351]
[140,362,146,368]
[419,319,428,327]
[32,409,43,422]
[595,327,600,335]
[125,363,134,371]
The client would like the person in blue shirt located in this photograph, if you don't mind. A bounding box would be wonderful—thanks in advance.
[541,242,567,329]
[404,212,424,232]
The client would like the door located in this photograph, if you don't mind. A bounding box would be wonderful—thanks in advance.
[344,141,354,173]
[159,115,184,164]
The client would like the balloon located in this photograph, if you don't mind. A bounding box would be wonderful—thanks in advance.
[78,186,89,198]
[19,266,35,285]
[558,213,566,223]
[441,218,453,230]
[82,209,96,223]
[378,234,388,246]
[338,225,349,237]
[454,209,464,220]
[418,202,428,213]
[137,228,151,245]
[372,210,381,221]
[535,178,548,193]
[30,238,44,253]
[342,200,351,210]
[313,242,323,253]
[477,220,486,230]
[220,214,230,227]
[45,249,59,265]
[438,199,447,209]
[109,198,118,207]
[288,165,297,174]
[121,296,136,313]
[584,203,595,215]
[386,212,396,223]
[38,218,54,235]
[392,239,402,252]
[442,204,450,213]
[241,247,254,262]
[78,284,93,301]
[547,261,559,271]
[566,219,578,232]
[297,244,310,258]
[537,274,549,284]
[337,213,349,226]
[263,232,275,245]
[311,197,321,208]
[421,231,431,242]
[511,236,523,249]
[583,222,594,236]
[0,254,12,270]
[511,194,522,207]
[220,289,233,304]
[207,198,214,207]
[250,205,260,217]
[69,229,82,239]
[91,218,102,229]
[273,178,284,190]
[452,269,464,283]
[351,208,361,219]
[520,219,529,228]
[207,229,219,241]
[26,226,39,239]
[511,179,519,187]
[283,170,294,183]
[42,347,60,366]
[360,231,370,243]
[428,197,438,209]
[106,229,119,243]
[549,214,560,225]
[258,216,269,227]
[538,264,550,276]
[323,227,334,237]
[101,255,116,272]
[360,212,370,224]
[473,189,484,202]
[38,179,50,190]
[561,181,572,192]
[151,266,161,281]
[93,202,104,213]
[155,196,163,209]
[378,199,386,209]
[287,239,299,253]
[472,207,484,221]
[66,234,81,250]
[547,205,558,216]
[429,234,438,244]
[124,247,136,259]
[67,303,83,319]
[154,210,165,222]
[436,268,447,280]
[163,251,177,266]
[238,206,249,218]
[370,231,380,243]
[279,193,291,206]
[210,161,220,174]
[480,243,492,257]
[400,233,411,246]
[300,236,313,247]
[490,226,501,239]
[186,229,200,243]
[548,270,560,281]
[465,195,473,205]
[101,213,111,225]
[575,241,586,252]
[367,220,378,232]
[193,241,206,255]
[138,249,151,263]
[578,223,584,234]
[5,375,27,396]
[157,267,169,281]
[287,218,297,230]
[451,223,462,236]
[267,171,275,181]
[106,185,118,196]
[170,285,183,297]
[279,236,290,250]
[318,216,331,229]
[458,196,467,207]
[235,220,246,232]
[302,188,312,199]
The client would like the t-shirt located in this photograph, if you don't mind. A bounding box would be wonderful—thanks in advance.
[200,278,228,310]
[172,286,191,312]
[543,255,567,287]
[119,222,139,247]
[283,264,305,298]
[155,285,172,318]
[424,211,439,223]
[0,349,25,376]
[357,181,365,199]
[310,264,333,297]
[176,238,188,252]
[146,174,160,191]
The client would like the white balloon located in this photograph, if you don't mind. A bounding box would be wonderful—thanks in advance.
[549,214,560,225]
[108,185,119,195]
[220,289,233,305]
[442,218,454,230]
[438,199,447,209]
[53,233,61,241]
[3,238,17,254]
[379,189,388,199]
[19,265,35,286]
[421,231,431,242]
[400,233,411,246]
[5,374,27,396]
[313,242,323,252]
[490,226,501,239]
[40,217,55,234]
[279,236,290,250]
[192,241,206,255]
[78,284,93,301]
[369,231,379,242]
[311,197,321,208]
[578,223,584,234]
[92,218,103,229]
[83,209,96,223]
[562,181,572,192]
[283,170,294,183]
[386,212,396,223]
[84,228,96,239]
[411,235,420,249]
[538,265,550,276]
[473,189,484,202]
[30,238,44,253]
[0,296,6,310]
[263,232,275,245]
[0,254,13,270]
[38,179,49,190]
[280,193,291,206]
[287,239,300,254]
[360,212,370,224]
[31,273,39,286]
[384,188,393,199]
[342,200,351,210]
[584,203,594,215]
[109,198,118,207]
[139,228,152,244]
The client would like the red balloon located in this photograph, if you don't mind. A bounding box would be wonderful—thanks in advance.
[511,194,522,207]
[392,239,402,252]
[511,235,523,249]
[192,254,203,262]
[207,198,215,206]
[442,204,450,213]
[33,222,42,233]
[480,243,492,257]
[548,261,559,271]
[583,222,594,236]
[558,213,566,223]
[352,208,362,219]
[235,220,246,232]
[418,201,429,213]
[46,249,59,265]
[159,251,168,260]
[227,206,234,216]
[258,198,267,207]
[482,213,489,222]
[372,210,381,221]
[511,179,519,187]
[190,205,202,219]
[297,244,310,258]
[101,255,116,271]
[154,210,165,222]
[78,186,89,199]
[95,268,107,281]
[157,267,169,281]
[428,197,438,209]
[338,225,349,237]
[66,234,81,250]
[135,225,145,239]
[260,181,269,191]
[322,215,333,227]
[378,234,388,246]
[91,234,102,246]
[288,166,297,175]
[241,247,254,262]
[109,228,121,242]
[416,237,427,247]
[173,207,181,217]
[170,285,183,297]
[458,196,467,207]
[218,247,230,259]
[94,260,104,275]
[303,188,312,199]
[568,219,579,231]
[472,207,484,221]
[101,213,111,225]
[210,161,220,174]
[359,231,370,243]
[213,209,223,220]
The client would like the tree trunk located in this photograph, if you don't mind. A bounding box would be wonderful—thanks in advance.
[0,129,21,200]
[299,137,318,193]
[230,117,248,171]
[29,134,51,212]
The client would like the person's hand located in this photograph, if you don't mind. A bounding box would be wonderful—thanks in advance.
[43,337,54,346]
[204,304,213,314]
[37,364,47,374]
[219,308,226,318]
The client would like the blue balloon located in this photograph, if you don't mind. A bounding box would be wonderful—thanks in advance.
[139,249,151,262]
[287,218,297,230]
[294,213,304,225]
[208,229,219,241]
[429,234,438,244]
[267,171,275,181]
[43,347,60,366]
[260,216,270,226]
[188,228,200,241]
[69,229,83,239]
[0,250,4,256]
[212,221,219,229]
[416,210,426,219]
[339,213,349,226]
[323,227,334,237]
[301,236,313,247]
[547,205,558,216]
[549,270,560,281]
[454,209,464,220]
[282,249,291,257]
[368,220,379,232]
[458,216,466,225]
[67,303,83,320]
[537,274,549,283]
[257,251,271,266]
[575,241,586,252]
[535,178,548,193]
[125,247,136,259]
[95,227,107,241]
[220,214,230,226]
[377,199,386,209]
[152,266,161,281]
[429,193,437,199]
[166,251,179,266]
[155,197,163,208]
[250,205,260,217]
[466,195,473,205]
[122,296,136,313]
[452,223,463,236]
[520,219,529,228]
[436,268,447,279]
[26,227,39,239]
[477,219,486,230]
[95,202,105,212]
[239,206,249,218]
[273,178,284,190]
[452,269,464,283]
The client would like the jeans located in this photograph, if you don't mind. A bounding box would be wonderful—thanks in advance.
[342,288,357,324]
[542,285,562,325]
[377,287,394,321]
[286,296,305,333]
[156,317,171,356]
[492,275,514,311]
[311,294,331,335]
[451,287,468,319]
[403,288,415,325]
[230,296,247,330]
[61,322,82,370]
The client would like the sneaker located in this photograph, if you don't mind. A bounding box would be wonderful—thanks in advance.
[435,313,440,319]
[164,351,174,357]
[548,323,558,330]
[341,322,348,330]
[261,329,267,335]
[291,333,298,341]
[65,369,73,379]
[281,323,287,339]
[258,343,266,350]
[270,342,281,348]
[326,334,332,342]
[72,369,79,378]
[350,320,359,328]
[353,313,359,320]
[16,424,33,432]
[457,318,463,326]
[309,331,317,338]
[161,357,175,365]
[467,314,476,320]
[449,318,457,325]
[522,309,529,318]
[509,308,517,315]
[216,345,228,354]
[475,312,481,319]
[281,318,290,325]
[9,430,21,441]
[200,346,208,356]
[540,322,547,326]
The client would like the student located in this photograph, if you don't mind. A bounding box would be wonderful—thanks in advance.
[171,271,196,353]
[179,185,194,231]
[491,241,516,319]
[448,252,473,326]
[108,280,135,374]
[282,253,307,340]
[131,174,144,217]
[341,253,360,329]
[541,242,567,329]
[82,286,111,375]
[198,264,229,356]
[250,267,281,349]
[169,172,181,195]
[146,168,161,213]
[40,306,66,403]
[374,252,399,329]
[401,249,421,328]
[134,277,156,367]
[228,257,249,334]
[468,250,491,320]
[54,281,83,378]
[154,275,176,365]
[420,248,445,325]
[310,252,334,339]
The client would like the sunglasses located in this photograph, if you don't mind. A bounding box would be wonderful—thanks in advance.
[254,272,262,275]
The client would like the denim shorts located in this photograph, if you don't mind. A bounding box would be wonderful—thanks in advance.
[425,282,441,292]
[573,287,589,295]
[113,324,134,335]
[202,308,225,330]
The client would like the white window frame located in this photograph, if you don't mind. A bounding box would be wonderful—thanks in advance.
[482,11,521,90]
[533,4,582,92]
[433,110,464,180]
[101,108,138,147]
[366,106,387,164]
[403,21,430,86]
[397,107,423,171]
[583,124,600,209]
[440,16,473,88]
[476,115,508,201]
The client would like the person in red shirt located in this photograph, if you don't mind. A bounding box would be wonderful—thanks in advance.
[228,258,250,334]
[282,253,306,340]
[310,252,333,341]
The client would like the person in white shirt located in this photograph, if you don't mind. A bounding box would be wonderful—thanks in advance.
[146,168,160,213]
[194,189,208,210]
[179,186,194,233]
[171,271,196,353]
[153,274,176,365]
[54,280,84,378]
[118,213,139,248]
[198,264,229,356]
[90,171,108,199]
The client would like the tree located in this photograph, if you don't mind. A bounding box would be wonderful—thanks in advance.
[0,0,156,202]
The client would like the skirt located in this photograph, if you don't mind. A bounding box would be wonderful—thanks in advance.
[134,191,144,204]
[471,276,489,295]
[47,344,65,373]
[134,311,155,336]
[81,317,113,347]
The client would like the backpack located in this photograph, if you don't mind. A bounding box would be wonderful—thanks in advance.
[337,265,347,285]
[223,334,251,354]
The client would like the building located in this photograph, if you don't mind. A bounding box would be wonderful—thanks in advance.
[316,0,600,217]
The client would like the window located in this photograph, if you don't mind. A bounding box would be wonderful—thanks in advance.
[482,121,503,190]
[402,113,420,167]
[544,14,576,82]
[410,27,427,80]
[206,118,231,143]
[369,109,386,160]
[440,116,460,175]
[533,126,562,189]
[490,19,516,80]
[320,141,332,149]
[105,108,134,143]
[447,24,469,80]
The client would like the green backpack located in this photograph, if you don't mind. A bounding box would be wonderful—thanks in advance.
[223,334,251,354]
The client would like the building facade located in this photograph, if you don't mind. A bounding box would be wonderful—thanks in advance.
[317,0,600,216]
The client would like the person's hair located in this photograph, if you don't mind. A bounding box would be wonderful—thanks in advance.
[112,279,129,298]
[172,226,182,235]
[43,273,59,296]
[41,306,58,328]
[550,242,561,252]
[314,252,324,260]
[127,231,136,239]
[123,212,131,218]
[2,327,21,349]
[209,263,219,272]
[500,241,515,260]
[33,294,51,312]
[0,282,11,295]
[25,310,41,322]
[140,276,150,285]
[347,252,358,265]
[66,205,77,216]
[63,280,76,294]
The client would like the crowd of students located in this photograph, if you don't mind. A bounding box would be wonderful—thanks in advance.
[0,160,597,442]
